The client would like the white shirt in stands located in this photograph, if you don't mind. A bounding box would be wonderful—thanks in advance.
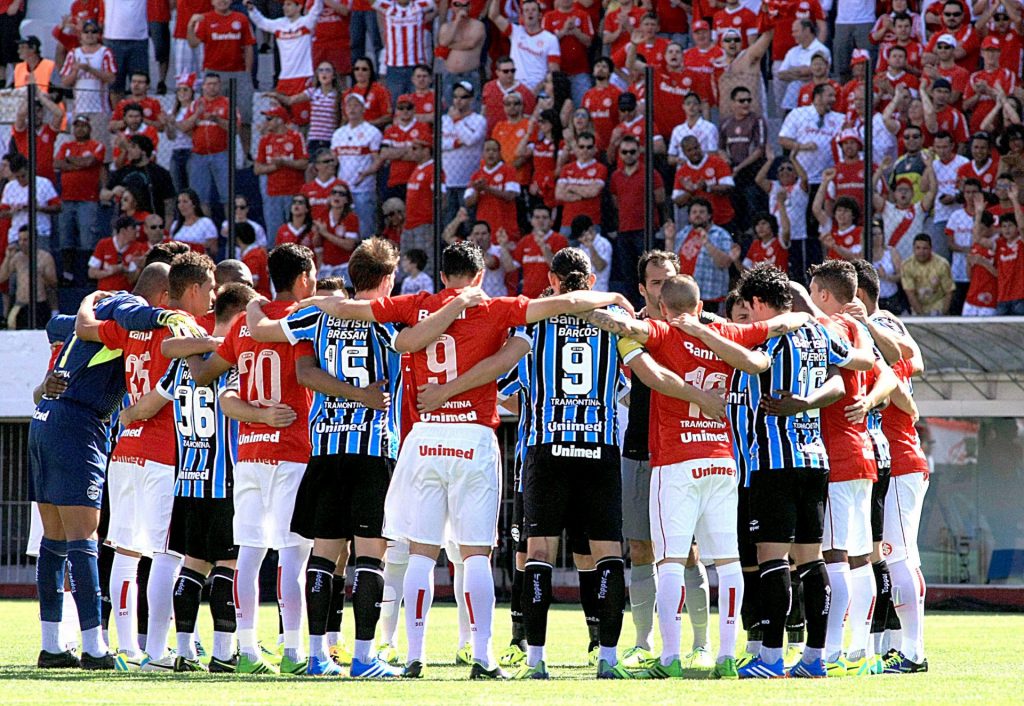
[441,112,487,187]
[377,0,435,67]
[220,219,267,248]
[60,46,117,116]
[249,0,323,80]
[833,0,876,24]
[103,0,148,40]
[171,217,218,245]
[668,118,720,160]
[778,106,843,183]
[2,178,59,237]
[509,24,561,91]
[932,154,970,222]
[330,120,383,193]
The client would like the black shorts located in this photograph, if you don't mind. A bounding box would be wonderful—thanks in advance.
[512,488,590,555]
[291,454,393,540]
[748,467,829,545]
[737,485,758,568]
[523,443,622,543]
[871,465,892,542]
[168,497,237,563]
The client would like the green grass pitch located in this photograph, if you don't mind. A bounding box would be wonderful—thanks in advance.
[0,600,1020,704]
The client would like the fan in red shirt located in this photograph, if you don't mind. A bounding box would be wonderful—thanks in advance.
[11,100,61,183]
[308,0,352,74]
[555,134,608,228]
[826,131,868,216]
[743,211,790,272]
[581,58,622,153]
[236,221,272,298]
[683,21,725,106]
[255,106,310,202]
[760,0,826,63]
[481,56,537,137]
[602,0,646,58]
[465,139,521,240]
[191,2,256,74]
[52,0,102,56]
[88,216,149,291]
[543,0,595,81]
[55,115,104,204]
[957,133,1000,193]
[926,78,970,146]
[985,8,1024,75]
[964,240,997,314]
[714,0,758,49]
[923,8,980,71]
[877,12,924,74]
[527,114,562,208]
[648,43,693,140]
[672,136,736,227]
[513,207,569,297]
[111,104,161,169]
[989,213,1024,313]
[611,14,669,71]
[963,36,1017,134]
[181,77,236,156]
[403,140,445,232]
[300,148,350,223]
[381,101,429,193]
[797,55,845,112]
[396,65,436,124]
[316,185,361,277]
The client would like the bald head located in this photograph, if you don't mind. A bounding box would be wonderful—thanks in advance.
[659,275,701,317]
[133,262,170,304]
[215,259,254,288]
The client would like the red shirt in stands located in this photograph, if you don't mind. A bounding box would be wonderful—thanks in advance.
[604,5,646,57]
[965,243,996,309]
[713,6,758,48]
[611,166,663,233]
[760,0,825,62]
[405,160,443,230]
[89,236,147,291]
[112,96,165,125]
[651,69,692,139]
[957,158,1000,193]
[257,129,309,196]
[924,22,979,71]
[301,176,348,223]
[829,159,866,216]
[543,8,594,75]
[964,68,1016,133]
[744,237,789,271]
[797,79,846,112]
[184,96,234,154]
[877,40,923,72]
[995,235,1024,304]
[320,210,360,266]
[113,125,160,166]
[933,105,969,145]
[581,84,622,153]
[826,224,863,260]
[382,120,428,187]
[195,10,256,72]
[611,38,669,71]
[11,124,58,182]
[343,84,393,125]
[514,232,568,298]
[468,161,521,238]
[681,45,725,105]
[241,244,272,298]
[56,139,104,201]
[673,154,736,225]
[557,159,607,226]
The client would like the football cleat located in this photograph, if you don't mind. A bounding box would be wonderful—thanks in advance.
[737,656,787,679]
[498,643,526,668]
[279,654,308,675]
[784,643,805,667]
[597,658,635,679]
[587,645,599,666]
[621,646,655,669]
[113,652,148,672]
[634,658,684,679]
[469,661,510,680]
[351,656,403,679]
[845,654,883,676]
[376,642,402,666]
[825,657,851,678]
[711,657,739,679]
[236,653,279,675]
[208,655,238,673]
[306,656,345,676]
[140,655,177,672]
[259,641,283,665]
[790,659,828,678]
[80,652,116,670]
[686,646,715,669]
[173,656,207,673]
[736,652,757,668]
[512,660,549,680]
[882,651,929,674]
[402,660,424,678]
[455,641,473,666]
[37,649,80,669]
[329,640,353,666]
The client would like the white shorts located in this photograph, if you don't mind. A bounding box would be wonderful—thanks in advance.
[233,460,311,550]
[822,478,873,556]
[172,38,202,77]
[383,422,502,547]
[106,459,175,555]
[385,538,410,564]
[26,502,43,557]
[961,303,996,317]
[650,458,739,563]
[882,472,929,567]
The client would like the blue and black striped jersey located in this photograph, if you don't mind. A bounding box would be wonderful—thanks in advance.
[283,305,402,459]
[728,371,754,487]
[520,309,637,447]
[497,347,531,492]
[742,322,853,481]
[158,358,236,499]
[866,406,891,471]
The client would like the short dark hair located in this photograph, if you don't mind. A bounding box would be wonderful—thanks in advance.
[441,240,485,279]
[144,241,189,267]
[7,153,26,172]
[593,56,614,73]
[316,277,347,292]
[738,263,793,311]
[888,44,907,56]
[725,289,744,320]
[470,219,491,233]
[892,11,912,23]
[730,86,752,100]
[637,249,680,285]
[576,131,595,145]
[807,259,858,304]
[403,248,428,271]
[235,221,256,246]
[850,259,880,303]
[412,63,432,74]
[268,243,315,293]
[531,204,552,218]
[752,212,779,236]
[913,233,932,245]
[1000,213,1018,227]
[122,102,143,116]
[834,196,861,224]
[349,238,399,292]
[797,18,814,32]
[214,282,257,324]
[168,251,215,300]
[812,82,833,100]
[550,247,592,293]
[932,130,954,142]
[130,71,150,83]
[689,197,714,216]
[962,177,983,192]
[129,134,155,155]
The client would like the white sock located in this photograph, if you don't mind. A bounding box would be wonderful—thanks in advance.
[452,558,470,647]
[526,644,545,667]
[176,631,197,660]
[656,563,685,666]
[82,626,106,658]
[213,631,234,661]
[379,558,407,645]
[824,562,851,663]
[145,553,182,660]
[235,546,268,658]
[846,564,877,660]
[403,554,435,663]
[60,589,80,651]
[891,560,925,663]
[463,555,495,668]
[308,634,326,661]
[354,638,374,663]
[629,563,656,650]
[278,544,311,656]
[109,553,140,656]
[684,562,709,650]
[715,562,743,660]
[41,621,62,654]
[327,631,341,648]
[599,645,617,665]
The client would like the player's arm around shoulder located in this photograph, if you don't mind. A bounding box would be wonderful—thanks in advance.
[524,289,636,323]
[393,286,488,353]
[577,306,651,343]
[120,388,171,427]
[833,312,876,371]
[415,334,532,413]
[220,388,298,427]
[246,297,292,343]
[626,352,727,420]
[672,313,772,374]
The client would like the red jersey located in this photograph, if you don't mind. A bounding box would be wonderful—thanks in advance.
[991,28,1024,75]
[965,243,996,309]
[320,210,360,266]
[681,45,725,105]
[370,291,531,428]
[673,154,736,226]
[343,84,393,125]
[217,300,313,463]
[482,80,536,137]
[300,176,347,223]
[557,159,607,226]
[830,159,866,215]
[469,162,521,238]
[651,69,691,139]
[397,91,435,120]
[530,136,559,206]
[405,159,442,230]
[174,0,211,39]
[56,139,104,201]
[257,129,308,196]
[924,22,979,71]
[819,316,877,482]
[761,0,825,62]
[543,8,594,76]
[276,223,314,248]
[958,158,1000,193]
[964,68,1017,133]
[241,245,271,298]
[514,232,569,298]
[937,64,970,106]
[797,79,845,113]
[675,227,705,275]
[382,120,428,187]
[653,0,688,34]
[89,237,144,291]
[113,125,160,166]
[311,0,351,74]
[184,96,233,155]
[604,6,646,57]
[827,224,863,260]
[839,78,862,117]
[195,10,256,72]
[611,38,669,72]
[877,40,923,73]
[581,84,622,153]
[645,318,768,466]
[744,237,789,271]
[933,105,969,145]
[11,125,58,182]
[54,0,102,50]
[99,317,181,465]
[995,235,1024,304]
[113,96,164,126]
[882,358,929,477]
[713,6,758,48]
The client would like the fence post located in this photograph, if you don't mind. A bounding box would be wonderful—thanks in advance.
[27,82,38,329]
[863,54,875,264]
[432,77,443,292]
[227,77,238,260]
[644,66,655,252]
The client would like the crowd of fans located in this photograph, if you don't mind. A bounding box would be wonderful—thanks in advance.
[1,0,1023,328]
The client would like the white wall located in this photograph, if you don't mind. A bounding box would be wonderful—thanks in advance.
[0,330,51,418]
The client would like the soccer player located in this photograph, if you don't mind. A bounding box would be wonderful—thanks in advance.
[119,282,261,673]
[76,254,214,671]
[29,274,188,670]
[413,248,726,679]
[731,264,874,679]
[167,244,317,675]
[300,242,647,678]
[246,238,485,677]
[583,274,813,679]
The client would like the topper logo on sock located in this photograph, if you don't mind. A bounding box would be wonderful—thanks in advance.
[531,574,543,604]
